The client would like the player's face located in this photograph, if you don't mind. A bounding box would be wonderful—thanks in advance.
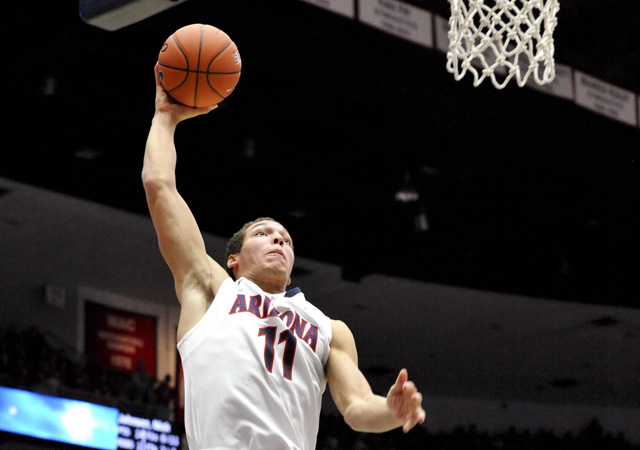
[230,220,295,288]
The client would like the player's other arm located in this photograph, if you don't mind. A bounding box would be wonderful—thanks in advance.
[326,320,425,433]
[142,68,229,340]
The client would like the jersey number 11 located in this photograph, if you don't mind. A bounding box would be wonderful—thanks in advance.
[258,326,298,381]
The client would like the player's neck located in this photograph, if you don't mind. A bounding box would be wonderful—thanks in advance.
[258,281,287,295]
[235,266,290,294]
[244,275,287,295]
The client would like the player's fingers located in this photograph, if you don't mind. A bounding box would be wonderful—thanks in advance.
[402,400,426,433]
[399,389,421,417]
[397,369,409,389]
[403,414,420,433]
[389,369,408,396]
[398,388,422,417]
[404,411,426,433]
[402,380,416,394]
[411,391,422,407]
[196,104,218,114]
[154,62,167,91]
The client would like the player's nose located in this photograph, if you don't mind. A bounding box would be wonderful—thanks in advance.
[273,235,284,246]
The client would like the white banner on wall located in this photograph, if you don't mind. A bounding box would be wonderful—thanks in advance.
[575,71,637,127]
[299,0,355,18]
[433,14,449,54]
[359,0,433,48]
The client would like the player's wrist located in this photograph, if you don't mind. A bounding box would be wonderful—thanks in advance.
[152,110,180,129]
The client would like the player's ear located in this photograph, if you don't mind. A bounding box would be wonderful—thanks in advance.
[227,254,241,279]
[287,277,291,286]
[227,253,238,270]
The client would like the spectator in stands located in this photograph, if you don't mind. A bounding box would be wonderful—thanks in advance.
[154,374,175,408]
[130,360,152,403]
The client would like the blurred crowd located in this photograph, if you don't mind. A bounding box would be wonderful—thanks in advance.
[1,324,638,450]
[315,414,639,450]
[0,324,176,418]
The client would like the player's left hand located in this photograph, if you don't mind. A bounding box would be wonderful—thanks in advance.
[386,368,426,433]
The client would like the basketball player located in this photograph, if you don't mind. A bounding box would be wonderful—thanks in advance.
[142,68,425,449]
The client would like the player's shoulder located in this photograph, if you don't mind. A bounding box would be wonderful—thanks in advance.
[330,318,348,328]
[330,319,355,346]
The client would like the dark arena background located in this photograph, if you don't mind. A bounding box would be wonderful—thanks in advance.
[1,1,639,449]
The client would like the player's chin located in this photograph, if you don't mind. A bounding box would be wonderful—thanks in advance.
[264,263,291,279]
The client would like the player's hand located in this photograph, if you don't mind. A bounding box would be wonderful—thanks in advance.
[386,368,426,433]
[153,63,216,123]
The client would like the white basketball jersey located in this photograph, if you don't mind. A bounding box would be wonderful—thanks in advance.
[177,277,332,450]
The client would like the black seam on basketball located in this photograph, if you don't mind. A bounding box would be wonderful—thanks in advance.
[170,33,190,91]
[209,40,232,67]
[157,63,189,71]
[206,73,226,100]
[193,25,206,107]
[159,65,239,75]
[207,84,226,100]
[158,61,240,76]
[205,40,235,99]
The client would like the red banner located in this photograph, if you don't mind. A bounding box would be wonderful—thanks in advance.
[84,301,157,377]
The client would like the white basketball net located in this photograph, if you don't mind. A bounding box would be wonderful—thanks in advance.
[446,0,560,89]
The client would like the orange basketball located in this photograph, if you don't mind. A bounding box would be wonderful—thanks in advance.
[157,24,242,107]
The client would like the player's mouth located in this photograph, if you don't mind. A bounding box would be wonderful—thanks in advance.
[268,249,286,260]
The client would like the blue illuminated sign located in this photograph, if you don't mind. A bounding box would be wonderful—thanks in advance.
[0,385,119,450]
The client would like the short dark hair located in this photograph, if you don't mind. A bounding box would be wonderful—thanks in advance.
[224,217,276,278]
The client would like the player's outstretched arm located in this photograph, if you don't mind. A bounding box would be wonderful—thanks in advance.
[142,66,229,340]
[327,320,425,433]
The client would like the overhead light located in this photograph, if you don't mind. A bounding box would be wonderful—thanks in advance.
[242,137,256,159]
[394,172,419,203]
[419,164,440,176]
[287,210,307,219]
[414,205,429,232]
[41,77,57,96]
[74,148,103,160]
